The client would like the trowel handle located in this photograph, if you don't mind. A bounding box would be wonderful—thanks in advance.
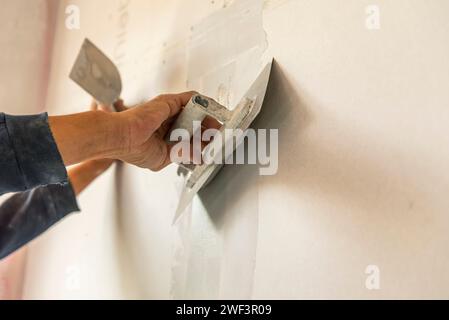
[165,94,231,144]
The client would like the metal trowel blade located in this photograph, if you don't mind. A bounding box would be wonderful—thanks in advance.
[69,38,122,106]
[173,165,216,224]
[172,61,273,224]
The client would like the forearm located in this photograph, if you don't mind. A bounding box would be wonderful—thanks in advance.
[48,111,126,166]
[68,160,113,195]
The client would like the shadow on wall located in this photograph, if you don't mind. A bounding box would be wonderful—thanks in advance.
[198,60,311,228]
[107,58,438,298]
[200,53,444,297]
[199,56,433,256]
[109,163,146,299]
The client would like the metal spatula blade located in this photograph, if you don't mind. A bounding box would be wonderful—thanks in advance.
[69,38,122,106]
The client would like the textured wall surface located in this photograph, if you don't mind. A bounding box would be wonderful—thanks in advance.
[19,0,449,299]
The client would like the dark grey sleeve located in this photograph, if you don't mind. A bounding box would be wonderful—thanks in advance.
[0,112,69,195]
[0,183,79,260]
[0,112,80,260]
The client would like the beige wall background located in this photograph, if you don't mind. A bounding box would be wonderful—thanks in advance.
[0,0,57,299]
[7,0,449,299]
[0,0,57,115]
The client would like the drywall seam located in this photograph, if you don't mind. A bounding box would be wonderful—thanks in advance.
[171,0,267,299]
[187,0,268,93]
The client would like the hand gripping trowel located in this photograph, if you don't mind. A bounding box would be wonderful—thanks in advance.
[69,38,122,111]
[170,61,273,224]
[68,38,272,225]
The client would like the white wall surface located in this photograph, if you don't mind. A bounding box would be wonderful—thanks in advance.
[0,0,58,300]
[19,0,449,299]
[0,0,57,114]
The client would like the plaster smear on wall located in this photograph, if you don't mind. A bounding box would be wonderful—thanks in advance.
[171,0,269,299]
[187,0,268,107]
[17,0,449,299]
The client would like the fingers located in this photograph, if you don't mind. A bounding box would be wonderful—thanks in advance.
[138,91,196,136]
[154,91,196,108]
[157,117,176,138]
[141,135,171,171]
[117,91,201,171]
[90,100,99,111]
[90,99,122,113]
[158,114,222,167]
[202,116,222,130]
[156,143,173,171]
[153,91,196,118]
[114,99,128,112]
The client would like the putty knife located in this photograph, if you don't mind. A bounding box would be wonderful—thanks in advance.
[69,38,122,110]
[170,61,273,224]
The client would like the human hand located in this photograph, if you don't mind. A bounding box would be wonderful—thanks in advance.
[90,99,125,113]
[108,91,196,171]
[49,91,200,170]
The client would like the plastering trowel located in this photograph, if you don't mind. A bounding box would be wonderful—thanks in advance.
[69,38,272,225]
[170,61,273,224]
[69,38,122,110]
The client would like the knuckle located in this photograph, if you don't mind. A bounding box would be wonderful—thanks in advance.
[155,93,169,101]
